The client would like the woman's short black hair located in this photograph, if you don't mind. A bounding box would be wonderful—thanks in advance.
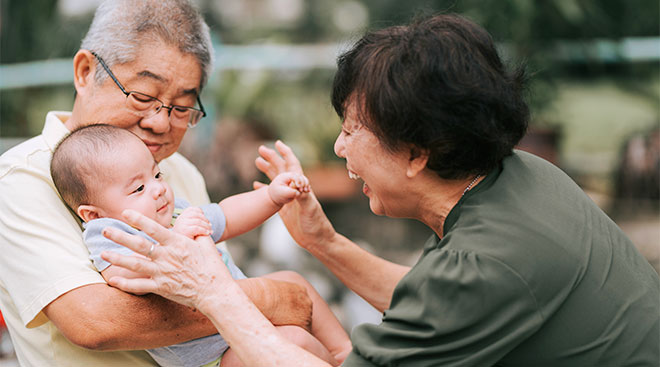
[331,14,529,179]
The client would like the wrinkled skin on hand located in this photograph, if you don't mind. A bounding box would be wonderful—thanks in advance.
[101,210,236,310]
[101,209,314,329]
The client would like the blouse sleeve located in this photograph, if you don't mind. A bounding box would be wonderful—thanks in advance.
[347,247,544,367]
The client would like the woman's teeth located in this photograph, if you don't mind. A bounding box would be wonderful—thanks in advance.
[348,171,360,180]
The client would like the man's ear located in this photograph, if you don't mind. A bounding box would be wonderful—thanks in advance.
[406,146,429,178]
[77,205,104,223]
[72,50,96,96]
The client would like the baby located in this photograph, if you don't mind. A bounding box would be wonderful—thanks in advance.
[50,124,350,367]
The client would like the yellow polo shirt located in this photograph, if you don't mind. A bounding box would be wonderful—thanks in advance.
[0,111,211,366]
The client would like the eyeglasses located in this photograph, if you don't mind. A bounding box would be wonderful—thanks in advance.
[90,51,206,128]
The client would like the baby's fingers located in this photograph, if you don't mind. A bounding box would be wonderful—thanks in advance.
[288,174,311,193]
[188,225,212,238]
[182,207,205,219]
[189,216,211,228]
[179,220,212,237]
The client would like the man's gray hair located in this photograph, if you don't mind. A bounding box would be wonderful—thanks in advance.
[80,0,213,88]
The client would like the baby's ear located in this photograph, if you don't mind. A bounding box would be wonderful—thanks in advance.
[77,205,103,223]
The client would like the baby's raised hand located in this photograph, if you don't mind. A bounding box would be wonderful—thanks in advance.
[268,172,311,206]
[172,207,212,239]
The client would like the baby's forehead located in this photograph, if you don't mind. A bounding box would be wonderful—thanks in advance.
[86,154,122,185]
[88,143,135,176]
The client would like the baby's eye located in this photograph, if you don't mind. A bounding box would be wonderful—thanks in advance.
[155,172,163,179]
[133,185,145,193]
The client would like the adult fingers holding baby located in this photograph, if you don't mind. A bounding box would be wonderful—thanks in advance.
[101,209,230,311]
[101,209,327,366]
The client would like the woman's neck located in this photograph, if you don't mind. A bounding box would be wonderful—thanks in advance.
[413,173,484,239]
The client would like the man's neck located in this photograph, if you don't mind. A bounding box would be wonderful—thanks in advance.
[65,100,84,131]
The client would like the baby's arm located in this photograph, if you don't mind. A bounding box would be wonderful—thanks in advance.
[218,172,310,241]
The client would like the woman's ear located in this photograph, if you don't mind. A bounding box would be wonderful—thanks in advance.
[77,205,103,223]
[72,50,96,95]
[406,147,429,178]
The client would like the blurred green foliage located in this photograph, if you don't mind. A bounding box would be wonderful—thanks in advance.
[0,0,92,63]
[203,0,659,42]
[1,0,658,162]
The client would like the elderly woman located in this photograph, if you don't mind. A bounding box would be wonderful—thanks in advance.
[103,14,659,367]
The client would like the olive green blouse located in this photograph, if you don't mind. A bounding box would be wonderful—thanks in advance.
[344,151,659,366]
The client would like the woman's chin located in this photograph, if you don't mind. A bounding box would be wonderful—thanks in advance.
[368,198,386,217]
[363,183,384,215]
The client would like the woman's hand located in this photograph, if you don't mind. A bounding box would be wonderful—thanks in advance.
[255,141,337,251]
[101,209,231,312]
[256,141,409,312]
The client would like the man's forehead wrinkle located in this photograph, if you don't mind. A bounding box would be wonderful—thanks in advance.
[135,70,199,96]
[137,70,167,83]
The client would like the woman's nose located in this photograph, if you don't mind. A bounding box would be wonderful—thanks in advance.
[334,132,345,158]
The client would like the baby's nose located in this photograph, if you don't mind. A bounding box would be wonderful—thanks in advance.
[153,182,166,198]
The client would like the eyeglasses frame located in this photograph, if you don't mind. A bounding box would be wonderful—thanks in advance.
[89,51,206,128]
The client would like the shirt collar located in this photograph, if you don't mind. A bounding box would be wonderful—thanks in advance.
[42,111,72,152]
[442,162,502,237]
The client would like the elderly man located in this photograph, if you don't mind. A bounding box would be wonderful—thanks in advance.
[0,1,311,366]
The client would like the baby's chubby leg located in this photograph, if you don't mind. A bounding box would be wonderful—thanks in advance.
[263,271,352,364]
[220,271,352,366]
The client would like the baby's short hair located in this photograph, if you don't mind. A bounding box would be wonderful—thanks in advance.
[51,124,139,212]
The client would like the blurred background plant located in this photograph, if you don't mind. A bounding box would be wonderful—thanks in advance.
[1,0,658,351]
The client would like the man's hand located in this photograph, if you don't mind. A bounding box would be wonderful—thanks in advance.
[172,207,211,239]
[103,209,313,330]
[102,211,229,310]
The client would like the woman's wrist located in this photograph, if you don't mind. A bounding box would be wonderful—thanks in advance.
[303,227,340,256]
[195,277,239,317]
